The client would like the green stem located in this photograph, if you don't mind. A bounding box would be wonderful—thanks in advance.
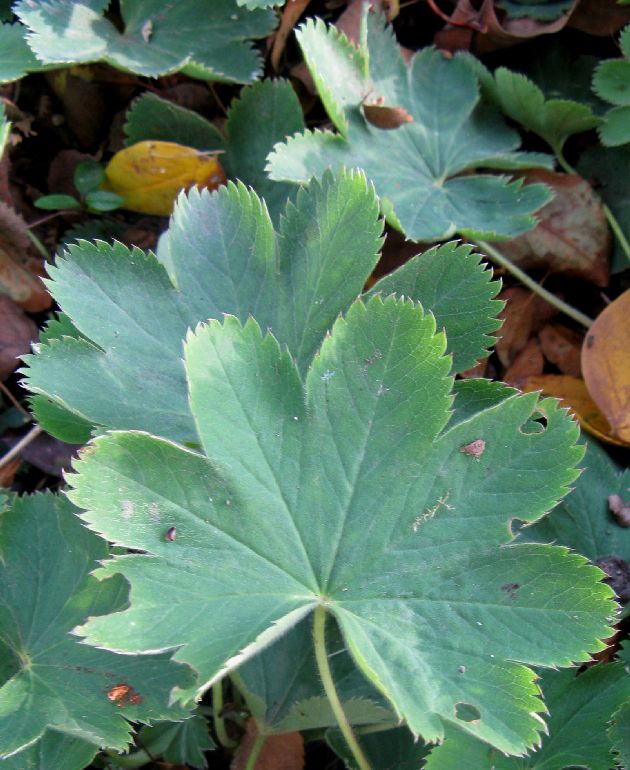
[243,733,266,770]
[26,229,49,259]
[475,239,593,329]
[313,606,372,770]
[556,151,630,265]
[104,748,151,768]
[213,680,238,749]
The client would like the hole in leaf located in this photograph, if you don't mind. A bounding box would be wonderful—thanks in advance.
[455,702,481,722]
[519,416,547,435]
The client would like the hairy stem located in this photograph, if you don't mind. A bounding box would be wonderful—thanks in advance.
[213,680,238,749]
[313,606,372,770]
[475,239,593,329]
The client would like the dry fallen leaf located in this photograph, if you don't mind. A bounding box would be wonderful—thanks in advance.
[495,287,556,367]
[538,323,582,377]
[522,373,630,447]
[0,293,38,380]
[501,170,610,286]
[231,719,304,770]
[0,202,52,312]
[582,289,630,444]
[103,140,226,216]
[503,338,544,388]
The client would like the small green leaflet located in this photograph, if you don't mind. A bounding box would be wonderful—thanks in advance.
[425,662,630,770]
[0,493,194,758]
[593,23,630,146]
[133,712,215,769]
[327,725,429,770]
[25,171,501,444]
[459,54,601,158]
[15,0,277,84]
[124,80,306,222]
[234,619,395,735]
[521,438,630,603]
[69,296,612,755]
[268,9,554,241]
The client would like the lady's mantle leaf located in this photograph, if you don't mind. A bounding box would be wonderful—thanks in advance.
[425,662,630,770]
[25,172,501,444]
[15,0,276,84]
[69,296,612,755]
[268,11,553,241]
[0,493,194,758]
[0,731,98,770]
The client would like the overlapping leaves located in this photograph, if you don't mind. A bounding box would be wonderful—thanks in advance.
[25,171,501,444]
[68,295,612,755]
[0,493,194,760]
[268,10,553,241]
[14,0,276,84]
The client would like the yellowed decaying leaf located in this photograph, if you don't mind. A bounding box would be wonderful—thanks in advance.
[521,373,630,447]
[103,140,226,216]
[582,289,630,444]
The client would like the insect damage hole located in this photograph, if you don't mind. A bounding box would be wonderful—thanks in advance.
[455,702,481,723]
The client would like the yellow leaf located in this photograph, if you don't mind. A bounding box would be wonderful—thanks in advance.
[582,289,630,444]
[521,373,630,448]
[103,140,226,216]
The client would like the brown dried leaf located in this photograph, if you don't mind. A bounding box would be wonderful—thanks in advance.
[435,0,578,54]
[495,287,556,366]
[538,323,582,377]
[501,170,610,286]
[568,0,630,36]
[0,201,51,312]
[0,294,38,380]
[582,289,630,444]
[231,719,304,770]
[503,338,544,388]
[521,373,630,447]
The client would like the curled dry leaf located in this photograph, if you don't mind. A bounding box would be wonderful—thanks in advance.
[0,294,38,380]
[539,324,582,377]
[0,201,51,312]
[582,289,630,444]
[231,718,304,770]
[503,338,544,389]
[434,0,578,54]
[103,140,226,216]
[495,287,556,367]
[500,170,610,287]
[522,373,630,448]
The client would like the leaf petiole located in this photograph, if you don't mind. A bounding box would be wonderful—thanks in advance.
[313,606,372,770]
[475,239,593,329]
[212,680,238,749]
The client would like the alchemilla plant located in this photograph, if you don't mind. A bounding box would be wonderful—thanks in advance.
[0,170,617,770]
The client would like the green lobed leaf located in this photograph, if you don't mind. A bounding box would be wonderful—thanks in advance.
[425,662,630,770]
[134,713,215,769]
[234,619,394,734]
[26,172,504,444]
[366,242,503,373]
[460,55,601,157]
[327,725,429,769]
[15,0,277,84]
[223,79,305,221]
[0,493,195,758]
[594,60,630,107]
[268,10,554,241]
[519,439,630,560]
[124,92,226,151]
[26,171,383,442]
[0,21,47,83]
[0,731,98,770]
[600,104,630,147]
[68,296,613,755]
